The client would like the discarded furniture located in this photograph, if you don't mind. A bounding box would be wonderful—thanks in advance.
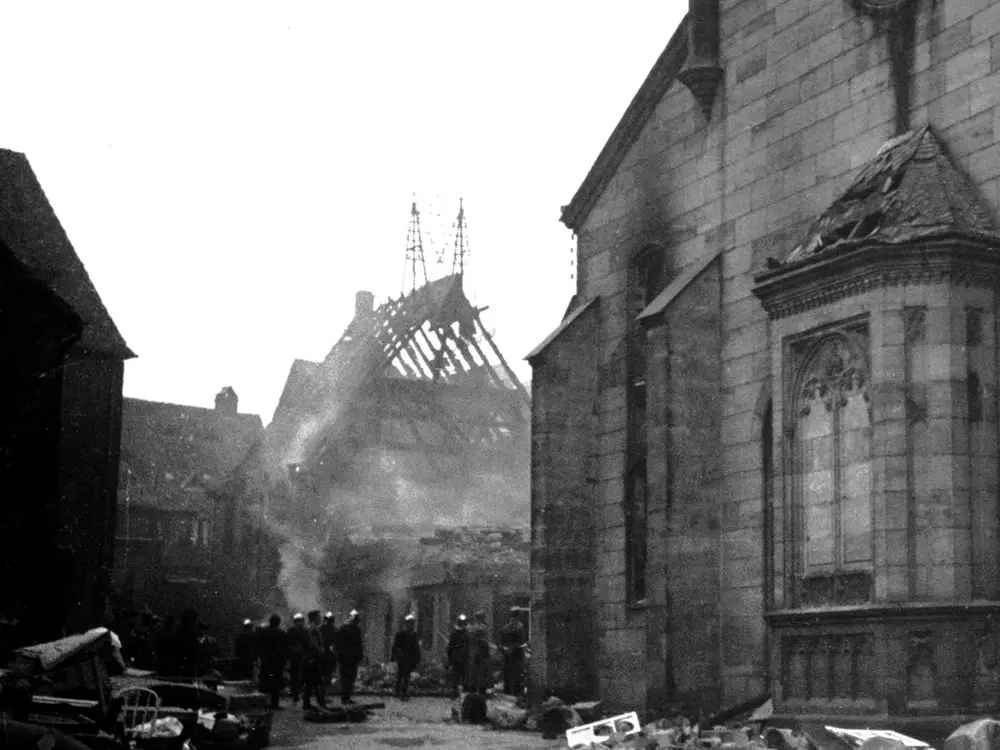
[114,686,161,741]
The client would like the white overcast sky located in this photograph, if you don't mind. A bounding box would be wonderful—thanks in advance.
[2,2,685,422]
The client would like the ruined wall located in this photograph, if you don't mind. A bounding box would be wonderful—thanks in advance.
[566,0,1000,714]
[529,302,600,705]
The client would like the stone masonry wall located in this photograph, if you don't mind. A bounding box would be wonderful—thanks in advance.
[529,303,601,704]
[569,0,1000,713]
[645,261,724,713]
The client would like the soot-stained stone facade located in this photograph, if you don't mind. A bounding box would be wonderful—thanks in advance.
[529,0,1000,731]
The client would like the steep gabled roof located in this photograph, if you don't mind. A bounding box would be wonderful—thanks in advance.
[121,397,263,511]
[560,16,689,232]
[0,149,134,359]
[780,126,998,269]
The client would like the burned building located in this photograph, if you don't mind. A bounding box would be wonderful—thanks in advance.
[0,148,134,638]
[265,272,530,657]
[114,387,283,632]
[530,0,1000,734]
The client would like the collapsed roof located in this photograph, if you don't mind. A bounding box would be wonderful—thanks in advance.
[780,125,997,268]
[266,273,530,481]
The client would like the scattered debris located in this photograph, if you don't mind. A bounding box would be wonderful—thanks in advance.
[826,728,933,750]
[944,719,1000,750]
[567,712,642,748]
[538,697,583,739]
[486,692,528,730]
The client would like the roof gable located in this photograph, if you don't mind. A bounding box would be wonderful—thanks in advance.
[780,126,998,268]
[560,16,689,232]
[121,397,263,509]
[0,149,134,359]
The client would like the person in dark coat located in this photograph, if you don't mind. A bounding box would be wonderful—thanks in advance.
[156,615,176,676]
[446,614,469,699]
[174,609,203,678]
[257,614,287,709]
[234,619,256,681]
[286,613,307,705]
[391,615,421,701]
[465,611,492,695]
[320,613,338,697]
[302,610,326,711]
[335,610,365,705]
[499,608,527,696]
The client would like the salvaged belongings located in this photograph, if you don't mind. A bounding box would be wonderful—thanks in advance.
[566,711,642,748]
[944,720,1000,750]
[539,697,583,739]
[486,691,528,730]
[825,728,932,750]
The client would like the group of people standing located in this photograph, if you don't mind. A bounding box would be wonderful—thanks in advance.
[440,609,527,700]
[235,609,365,713]
[237,606,528,711]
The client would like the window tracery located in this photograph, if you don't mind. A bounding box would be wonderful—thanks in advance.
[793,330,873,593]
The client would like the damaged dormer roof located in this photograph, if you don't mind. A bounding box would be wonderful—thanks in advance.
[780,125,998,268]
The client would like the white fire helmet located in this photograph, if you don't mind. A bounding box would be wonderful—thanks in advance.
[324,611,334,620]
[405,614,416,622]
[243,619,252,626]
[457,614,467,623]
[348,609,360,620]
[293,613,304,621]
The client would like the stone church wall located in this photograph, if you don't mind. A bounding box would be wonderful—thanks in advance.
[562,0,1000,714]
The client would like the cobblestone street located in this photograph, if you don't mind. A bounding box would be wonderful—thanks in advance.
[269,697,563,750]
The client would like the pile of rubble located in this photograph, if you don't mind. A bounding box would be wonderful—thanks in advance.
[329,662,452,696]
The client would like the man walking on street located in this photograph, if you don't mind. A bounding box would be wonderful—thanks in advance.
[391,614,421,701]
[446,614,469,699]
[335,610,364,705]
[302,610,326,712]
[499,608,527,697]
[286,613,307,706]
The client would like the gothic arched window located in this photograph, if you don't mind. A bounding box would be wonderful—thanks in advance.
[795,333,872,577]
[625,244,666,605]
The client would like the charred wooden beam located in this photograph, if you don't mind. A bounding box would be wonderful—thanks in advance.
[474,314,531,406]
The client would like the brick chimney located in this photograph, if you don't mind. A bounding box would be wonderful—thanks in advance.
[355,290,375,320]
[215,386,238,416]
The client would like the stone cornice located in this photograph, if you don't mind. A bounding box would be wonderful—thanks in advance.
[560,16,689,233]
[766,600,1000,626]
[752,235,1000,320]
